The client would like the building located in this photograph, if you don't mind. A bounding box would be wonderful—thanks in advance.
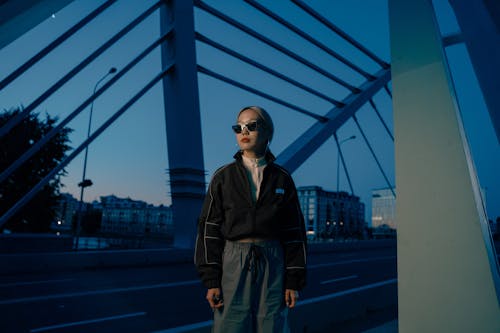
[371,188,396,229]
[371,187,498,239]
[100,195,172,236]
[371,188,396,238]
[54,193,173,237]
[297,186,365,240]
[52,193,80,232]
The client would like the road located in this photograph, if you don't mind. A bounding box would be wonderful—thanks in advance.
[0,246,396,333]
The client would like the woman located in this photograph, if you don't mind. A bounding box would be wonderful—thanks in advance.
[194,106,307,332]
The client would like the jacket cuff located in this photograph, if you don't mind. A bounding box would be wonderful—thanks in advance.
[204,279,221,289]
[285,275,304,291]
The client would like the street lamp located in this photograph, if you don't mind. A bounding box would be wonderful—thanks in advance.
[335,134,356,239]
[74,67,117,250]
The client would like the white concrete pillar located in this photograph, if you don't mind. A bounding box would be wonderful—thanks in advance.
[389,1,500,332]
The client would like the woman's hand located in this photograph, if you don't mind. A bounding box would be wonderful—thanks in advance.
[206,288,224,309]
[285,289,299,308]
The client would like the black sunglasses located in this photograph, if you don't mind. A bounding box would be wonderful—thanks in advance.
[232,121,260,134]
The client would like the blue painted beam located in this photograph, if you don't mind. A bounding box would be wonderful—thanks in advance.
[197,65,328,122]
[195,0,360,93]
[0,0,117,91]
[0,0,75,49]
[0,1,162,139]
[160,0,205,249]
[449,0,500,143]
[0,64,175,228]
[291,0,390,69]
[244,0,375,80]
[0,30,173,185]
[276,68,391,173]
[195,32,344,107]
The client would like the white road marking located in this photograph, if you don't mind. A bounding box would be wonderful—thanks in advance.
[297,278,397,306]
[30,312,147,332]
[150,278,398,333]
[0,279,200,305]
[309,256,396,269]
[0,279,74,287]
[320,275,358,285]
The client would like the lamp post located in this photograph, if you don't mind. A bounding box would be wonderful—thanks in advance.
[335,134,356,239]
[336,135,356,193]
[74,67,117,250]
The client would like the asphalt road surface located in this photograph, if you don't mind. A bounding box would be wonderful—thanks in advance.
[0,246,400,333]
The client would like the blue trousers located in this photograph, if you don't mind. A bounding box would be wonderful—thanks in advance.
[213,240,290,333]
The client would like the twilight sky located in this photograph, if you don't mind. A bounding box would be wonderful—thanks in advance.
[1,0,498,223]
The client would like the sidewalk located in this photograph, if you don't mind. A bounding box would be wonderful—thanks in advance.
[152,319,399,333]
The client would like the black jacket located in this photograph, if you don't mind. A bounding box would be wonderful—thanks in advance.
[194,151,307,290]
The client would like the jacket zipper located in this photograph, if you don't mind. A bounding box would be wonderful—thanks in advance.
[237,162,257,234]
[237,159,272,236]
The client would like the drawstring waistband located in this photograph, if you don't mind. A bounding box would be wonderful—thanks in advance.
[247,244,262,284]
[225,240,281,284]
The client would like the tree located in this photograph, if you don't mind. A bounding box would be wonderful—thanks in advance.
[72,208,102,235]
[0,107,72,233]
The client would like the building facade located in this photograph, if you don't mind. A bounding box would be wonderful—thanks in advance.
[371,188,396,229]
[54,193,173,236]
[100,195,172,236]
[297,186,365,240]
[371,188,396,238]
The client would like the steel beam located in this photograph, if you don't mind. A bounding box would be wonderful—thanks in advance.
[276,68,390,173]
[389,1,500,332]
[448,0,500,144]
[160,1,205,249]
[0,0,74,49]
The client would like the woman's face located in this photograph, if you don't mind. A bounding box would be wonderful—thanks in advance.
[235,108,269,157]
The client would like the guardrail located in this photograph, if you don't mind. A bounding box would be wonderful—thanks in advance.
[0,239,396,275]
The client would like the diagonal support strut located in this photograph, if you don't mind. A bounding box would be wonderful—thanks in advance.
[277,68,391,173]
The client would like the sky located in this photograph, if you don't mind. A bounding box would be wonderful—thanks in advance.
[0,0,499,224]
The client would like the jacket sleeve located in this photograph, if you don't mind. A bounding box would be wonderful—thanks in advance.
[280,177,307,291]
[194,174,225,289]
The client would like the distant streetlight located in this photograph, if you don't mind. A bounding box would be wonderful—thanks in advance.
[334,134,356,239]
[74,67,117,250]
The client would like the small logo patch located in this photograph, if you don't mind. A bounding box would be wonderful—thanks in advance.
[275,188,285,195]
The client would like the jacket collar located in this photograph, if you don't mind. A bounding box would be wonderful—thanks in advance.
[233,150,276,164]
